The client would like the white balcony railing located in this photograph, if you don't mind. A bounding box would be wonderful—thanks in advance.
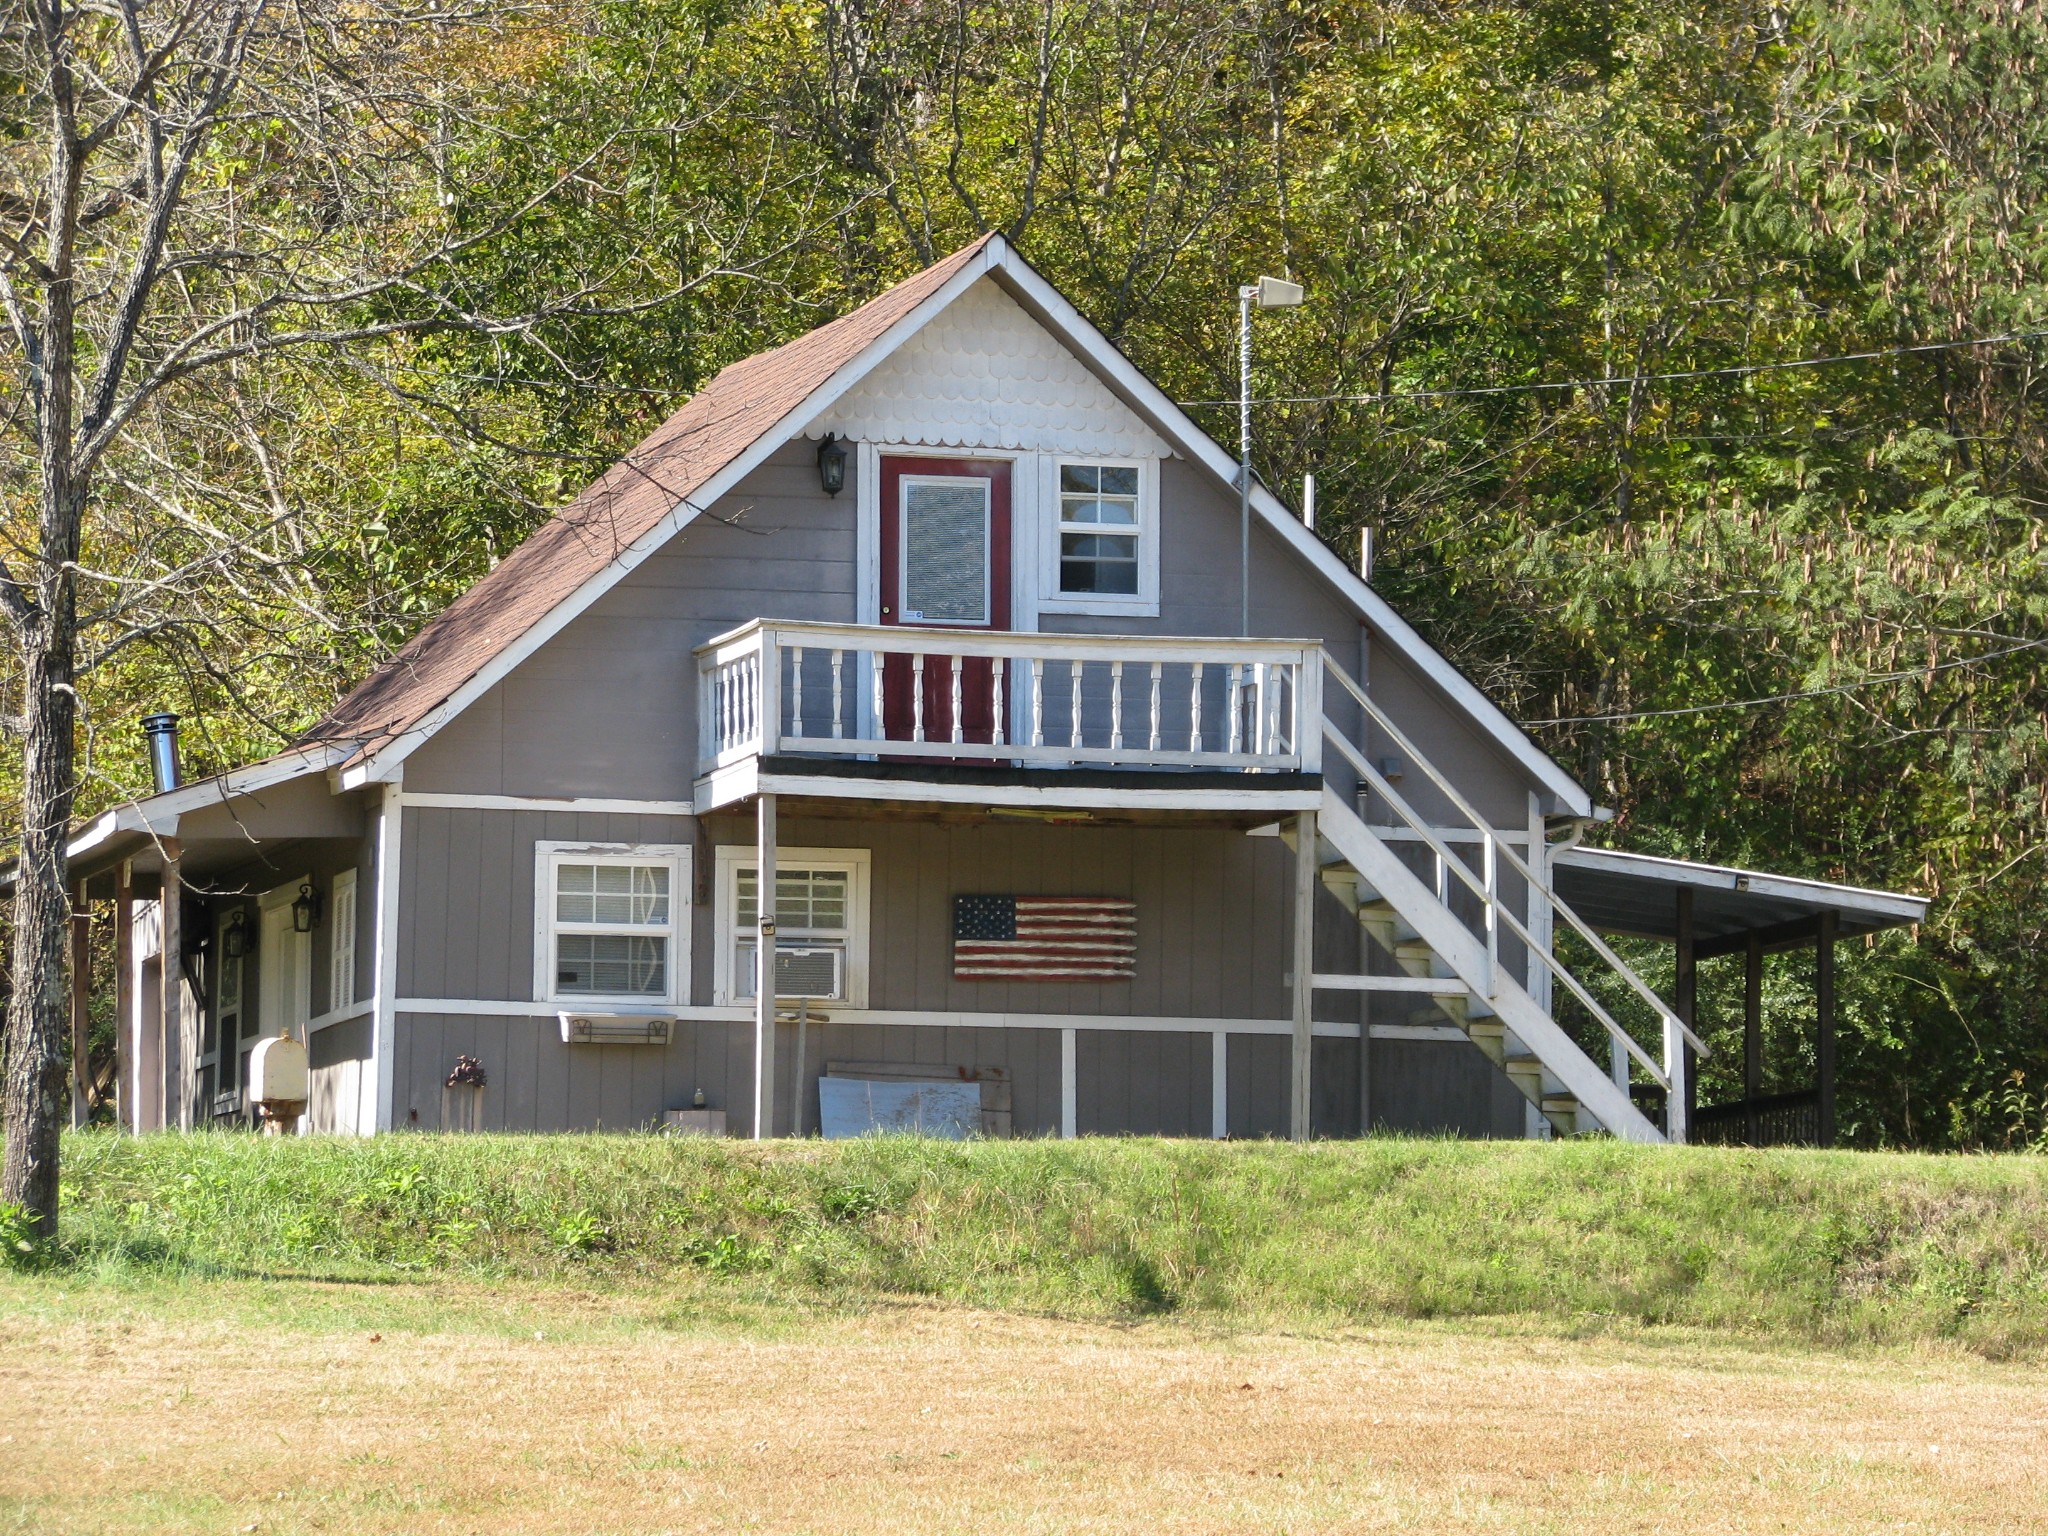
[697,620,1323,778]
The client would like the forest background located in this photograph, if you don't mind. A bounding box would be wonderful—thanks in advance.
[7,0,2045,1150]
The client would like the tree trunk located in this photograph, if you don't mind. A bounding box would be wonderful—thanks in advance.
[3,617,79,1238]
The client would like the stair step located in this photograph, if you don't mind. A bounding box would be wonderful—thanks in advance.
[1464,1019,1508,1064]
[1541,1094,1580,1137]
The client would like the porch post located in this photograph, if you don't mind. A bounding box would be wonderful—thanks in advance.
[1210,1030,1228,1140]
[113,861,131,1131]
[1816,909,1838,1146]
[1290,808,1317,1141]
[160,842,186,1130]
[69,887,91,1128]
[1668,886,1695,1144]
[1060,1027,1077,1139]
[372,782,405,1133]
[752,792,778,1140]
[1744,931,1763,1146]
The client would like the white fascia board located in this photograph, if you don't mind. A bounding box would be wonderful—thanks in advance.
[985,251,1593,818]
[1555,845,1930,922]
[345,243,1006,789]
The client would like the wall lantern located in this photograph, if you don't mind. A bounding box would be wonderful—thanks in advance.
[291,882,322,934]
[222,908,251,959]
[816,433,848,497]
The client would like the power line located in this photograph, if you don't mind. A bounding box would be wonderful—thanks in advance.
[1521,635,2048,726]
[1178,328,2048,410]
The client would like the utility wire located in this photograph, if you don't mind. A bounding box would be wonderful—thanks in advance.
[1521,635,2048,726]
[1179,328,2048,409]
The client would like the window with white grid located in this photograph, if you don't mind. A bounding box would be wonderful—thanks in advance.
[713,846,871,1007]
[1041,458,1158,616]
[534,843,692,1005]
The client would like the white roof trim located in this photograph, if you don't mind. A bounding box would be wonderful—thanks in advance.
[341,241,1006,788]
[1555,845,1928,922]
[342,235,1587,809]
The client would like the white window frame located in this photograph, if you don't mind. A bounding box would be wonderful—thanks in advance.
[532,841,693,1007]
[329,868,358,1011]
[1037,455,1159,618]
[712,845,871,1008]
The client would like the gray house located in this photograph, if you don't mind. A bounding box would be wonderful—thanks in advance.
[56,236,1926,1144]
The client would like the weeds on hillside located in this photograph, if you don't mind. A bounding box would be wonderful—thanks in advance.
[32,1130,2048,1358]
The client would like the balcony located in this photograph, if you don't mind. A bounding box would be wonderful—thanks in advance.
[694,620,1325,815]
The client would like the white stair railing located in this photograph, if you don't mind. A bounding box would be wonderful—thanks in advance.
[1319,650,1705,1100]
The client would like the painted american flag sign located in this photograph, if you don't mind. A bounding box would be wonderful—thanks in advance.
[952,895,1137,981]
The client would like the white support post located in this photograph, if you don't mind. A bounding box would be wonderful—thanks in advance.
[753,792,778,1139]
[1664,1014,1690,1144]
[1290,809,1318,1141]
[160,842,186,1131]
[1060,1027,1077,1139]
[113,860,132,1132]
[1211,1030,1229,1140]
[758,631,783,754]
[373,781,404,1132]
[1525,793,1553,1013]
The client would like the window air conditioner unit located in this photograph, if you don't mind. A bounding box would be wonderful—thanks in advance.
[558,1012,673,1046]
[773,945,842,1001]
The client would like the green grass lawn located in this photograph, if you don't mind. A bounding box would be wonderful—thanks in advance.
[17,1130,2048,1358]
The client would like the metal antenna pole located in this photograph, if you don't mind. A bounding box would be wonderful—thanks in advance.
[1239,284,1254,637]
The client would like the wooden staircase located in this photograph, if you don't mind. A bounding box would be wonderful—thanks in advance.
[1307,818,1588,1137]
[1308,652,1707,1145]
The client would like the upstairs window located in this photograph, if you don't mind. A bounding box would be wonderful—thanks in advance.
[1041,459,1157,616]
[534,842,691,1005]
[1058,464,1140,595]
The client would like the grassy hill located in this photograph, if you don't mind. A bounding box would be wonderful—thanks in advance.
[26,1130,2048,1357]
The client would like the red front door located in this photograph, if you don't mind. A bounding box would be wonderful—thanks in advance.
[879,456,1011,746]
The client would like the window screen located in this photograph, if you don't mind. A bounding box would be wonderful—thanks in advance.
[902,479,990,623]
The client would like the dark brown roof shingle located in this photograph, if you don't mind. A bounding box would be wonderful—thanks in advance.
[306,235,996,763]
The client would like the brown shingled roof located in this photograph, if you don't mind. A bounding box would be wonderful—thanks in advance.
[306,234,997,763]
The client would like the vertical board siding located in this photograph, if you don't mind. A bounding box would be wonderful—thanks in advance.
[1228,1034,1290,1139]
[403,440,857,799]
[1371,1037,1527,1139]
[391,1014,1071,1137]
[697,813,1300,1022]
[396,807,1526,1138]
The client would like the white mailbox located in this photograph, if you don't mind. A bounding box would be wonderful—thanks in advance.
[248,1033,308,1126]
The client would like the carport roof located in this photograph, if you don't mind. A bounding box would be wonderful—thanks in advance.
[1550,846,1927,957]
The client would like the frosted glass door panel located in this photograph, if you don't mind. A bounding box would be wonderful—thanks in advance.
[900,479,991,625]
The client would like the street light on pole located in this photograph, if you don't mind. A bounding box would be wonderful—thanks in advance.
[1239,275,1304,636]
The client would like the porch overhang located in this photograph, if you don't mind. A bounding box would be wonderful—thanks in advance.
[1550,846,1927,954]
[2,744,361,899]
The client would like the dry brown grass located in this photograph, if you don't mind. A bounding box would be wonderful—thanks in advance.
[3,1282,2045,1534]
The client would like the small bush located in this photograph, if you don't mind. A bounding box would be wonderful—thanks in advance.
[0,1201,50,1271]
